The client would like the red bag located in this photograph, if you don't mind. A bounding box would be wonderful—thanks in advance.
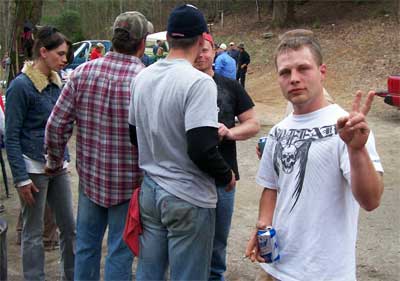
[0,96,5,113]
[123,187,142,256]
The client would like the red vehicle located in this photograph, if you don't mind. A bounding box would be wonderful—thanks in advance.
[375,75,400,108]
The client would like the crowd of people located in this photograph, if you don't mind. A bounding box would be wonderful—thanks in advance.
[2,3,384,281]
[212,40,251,89]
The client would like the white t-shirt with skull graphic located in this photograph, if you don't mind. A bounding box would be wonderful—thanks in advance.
[257,104,383,281]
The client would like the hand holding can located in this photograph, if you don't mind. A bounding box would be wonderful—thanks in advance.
[257,226,280,263]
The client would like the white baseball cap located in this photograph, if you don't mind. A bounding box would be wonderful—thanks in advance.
[219,43,227,50]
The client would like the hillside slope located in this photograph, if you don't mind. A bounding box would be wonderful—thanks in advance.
[212,1,399,123]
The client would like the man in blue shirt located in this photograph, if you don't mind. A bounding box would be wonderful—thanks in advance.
[141,53,154,67]
[152,40,161,55]
[215,43,236,80]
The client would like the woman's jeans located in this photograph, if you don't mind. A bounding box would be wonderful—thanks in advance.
[209,186,236,281]
[74,187,133,281]
[136,175,216,281]
[21,171,75,281]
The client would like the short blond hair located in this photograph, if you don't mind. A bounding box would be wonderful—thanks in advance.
[274,29,323,68]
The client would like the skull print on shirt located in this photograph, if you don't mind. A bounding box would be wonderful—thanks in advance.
[271,124,338,212]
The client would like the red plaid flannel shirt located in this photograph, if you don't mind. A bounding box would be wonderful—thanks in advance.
[46,52,144,207]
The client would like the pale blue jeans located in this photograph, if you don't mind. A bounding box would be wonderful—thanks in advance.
[136,175,216,281]
[74,187,133,281]
[21,171,75,281]
[209,186,236,281]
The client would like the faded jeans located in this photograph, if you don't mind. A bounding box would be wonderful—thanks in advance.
[209,186,236,281]
[21,171,75,281]
[136,175,216,281]
[74,187,133,281]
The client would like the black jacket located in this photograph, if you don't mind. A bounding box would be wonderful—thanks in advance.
[238,50,250,70]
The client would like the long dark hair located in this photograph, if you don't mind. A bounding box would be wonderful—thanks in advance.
[32,26,74,64]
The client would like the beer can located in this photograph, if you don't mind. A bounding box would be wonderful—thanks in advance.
[257,226,280,263]
[258,136,268,156]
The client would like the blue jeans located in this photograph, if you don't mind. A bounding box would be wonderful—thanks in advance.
[21,171,75,281]
[209,186,236,281]
[136,175,216,281]
[74,187,133,281]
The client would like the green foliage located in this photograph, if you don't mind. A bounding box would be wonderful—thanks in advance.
[41,9,84,43]
[40,14,57,26]
[312,18,321,29]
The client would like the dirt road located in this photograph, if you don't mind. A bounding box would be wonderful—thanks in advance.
[225,105,400,281]
[1,97,398,280]
[2,16,400,278]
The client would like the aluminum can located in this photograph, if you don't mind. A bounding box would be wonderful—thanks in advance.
[257,226,280,263]
[258,136,268,156]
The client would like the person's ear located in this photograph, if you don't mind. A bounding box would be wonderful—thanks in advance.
[39,47,48,59]
[320,64,327,81]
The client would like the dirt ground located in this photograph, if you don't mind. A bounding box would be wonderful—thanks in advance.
[1,95,399,281]
[1,87,399,281]
[1,3,400,280]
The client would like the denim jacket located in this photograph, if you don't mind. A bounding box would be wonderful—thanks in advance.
[5,62,69,184]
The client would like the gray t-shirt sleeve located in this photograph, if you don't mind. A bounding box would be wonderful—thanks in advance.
[184,78,219,131]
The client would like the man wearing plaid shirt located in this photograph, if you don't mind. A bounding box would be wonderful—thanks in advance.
[45,12,152,281]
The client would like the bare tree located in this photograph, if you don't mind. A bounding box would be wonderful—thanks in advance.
[0,1,10,54]
[256,0,261,22]
[7,0,43,83]
[272,0,288,27]
[272,0,295,27]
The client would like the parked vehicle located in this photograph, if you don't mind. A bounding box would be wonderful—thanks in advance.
[60,40,111,83]
[68,40,112,70]
[62,32,169,81]
[375,75,400,108]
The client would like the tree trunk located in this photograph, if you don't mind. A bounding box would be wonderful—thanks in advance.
[159,0,162,31]
[7,0,43,84]
[272,0,289,27]
[30,0,43,24]
[287,0,295,23]
[272,0,295,27]
[0,1,9,54]
[266,0,274,14]
[255,0,261,22]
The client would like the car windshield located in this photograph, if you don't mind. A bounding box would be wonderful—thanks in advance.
[72,42,85,52]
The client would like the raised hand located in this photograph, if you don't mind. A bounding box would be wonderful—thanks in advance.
[337,91,374,150]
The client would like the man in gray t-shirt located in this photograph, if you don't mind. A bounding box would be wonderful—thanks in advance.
[128,4,235,281]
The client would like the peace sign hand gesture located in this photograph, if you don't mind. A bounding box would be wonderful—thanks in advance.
[337,91,375,150]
